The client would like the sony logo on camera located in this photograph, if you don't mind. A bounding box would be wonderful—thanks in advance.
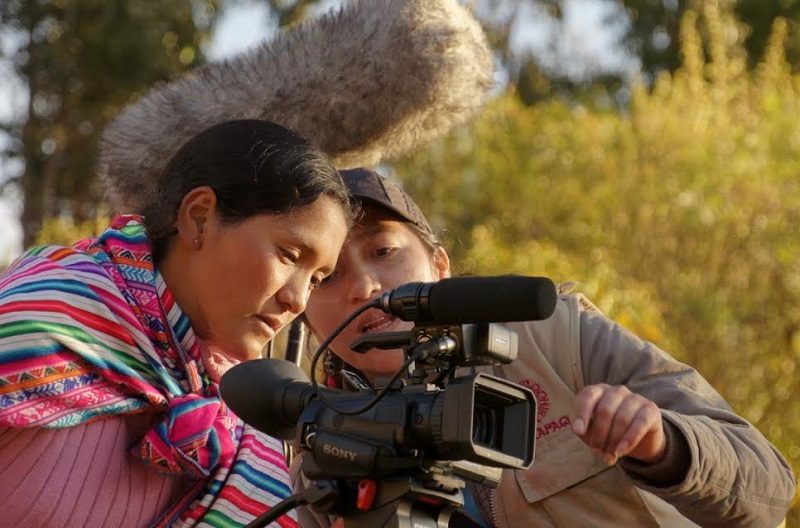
[322,443,358,462]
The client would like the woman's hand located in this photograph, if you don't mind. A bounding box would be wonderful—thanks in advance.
[572,383,666,466]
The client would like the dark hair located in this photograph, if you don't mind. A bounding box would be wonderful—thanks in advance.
[143,119,354,263]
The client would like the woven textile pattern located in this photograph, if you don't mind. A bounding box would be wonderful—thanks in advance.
[0,215,296,528]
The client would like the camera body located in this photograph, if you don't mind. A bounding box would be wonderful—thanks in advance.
[291,324,533,524]
[221,276,558,525]
[298,369,535,481]
[302,322,535,479]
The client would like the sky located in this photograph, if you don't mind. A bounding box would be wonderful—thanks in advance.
[0,0,630,264]
[0,1,284,263]
[0,26,25,263]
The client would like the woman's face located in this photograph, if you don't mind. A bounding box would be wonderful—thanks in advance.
[183,196,348,362]
[305,207,450,382]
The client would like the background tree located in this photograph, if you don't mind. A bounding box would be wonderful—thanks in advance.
[0,0,348,248]
[394,4,800,520]
[475,0,800,104]
[621,0,800,79]
[6,0,800,248]
[0,0,221,247]
[264,0,321,27]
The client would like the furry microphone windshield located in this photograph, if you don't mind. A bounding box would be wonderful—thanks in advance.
[99,0,494,213]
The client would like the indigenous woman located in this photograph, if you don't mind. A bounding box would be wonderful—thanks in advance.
[0,120,353,527]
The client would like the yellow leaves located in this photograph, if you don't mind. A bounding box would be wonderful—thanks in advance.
[758,18,790,87]
[178,46,196,66]
[791,332,800,359]
[162,31,180,51]
[393,0,800,500]
[678,10,704,95]
[36,213,110,247]
[461,224,670,350]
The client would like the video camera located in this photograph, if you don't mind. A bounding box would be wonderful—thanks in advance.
[221,275,557,527]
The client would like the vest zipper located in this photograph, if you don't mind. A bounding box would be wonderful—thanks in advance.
[476,483,503,528]
[488,487,502,528]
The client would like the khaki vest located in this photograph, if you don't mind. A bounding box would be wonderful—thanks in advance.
[477,294,700,527]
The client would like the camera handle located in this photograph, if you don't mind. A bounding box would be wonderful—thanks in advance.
[337,475,483,528]
[243,473,483,528]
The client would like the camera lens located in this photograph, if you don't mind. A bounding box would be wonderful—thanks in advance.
[472,404,498,448]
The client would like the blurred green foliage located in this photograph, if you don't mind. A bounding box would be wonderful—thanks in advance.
[394,3,800,518]
[0,0,220,246]
[34,212,110,247]
[0,0,340,249]
[621,0,800,78]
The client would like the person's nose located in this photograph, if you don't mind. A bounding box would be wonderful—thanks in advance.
[276,274,311,316]
[347,268,382,307]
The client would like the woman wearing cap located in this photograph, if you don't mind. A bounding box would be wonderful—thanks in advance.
[301,168,795,527]
[0,120,353,527]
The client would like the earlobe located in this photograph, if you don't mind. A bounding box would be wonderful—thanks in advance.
[176,186,218,250]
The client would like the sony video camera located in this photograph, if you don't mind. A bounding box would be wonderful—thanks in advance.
[221,275,557,527]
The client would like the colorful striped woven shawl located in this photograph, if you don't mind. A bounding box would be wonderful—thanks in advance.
[0,215,297,528]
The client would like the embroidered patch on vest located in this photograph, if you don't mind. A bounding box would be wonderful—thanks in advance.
[518,379,550,421]
[518,378,573,440]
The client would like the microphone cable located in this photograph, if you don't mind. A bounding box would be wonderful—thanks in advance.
[244,480,339,528]
[309,299,426,416]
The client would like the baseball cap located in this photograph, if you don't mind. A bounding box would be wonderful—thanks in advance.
[339,168,433,235]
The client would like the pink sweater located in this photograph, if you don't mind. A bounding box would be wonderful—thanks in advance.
[0,414,195,527]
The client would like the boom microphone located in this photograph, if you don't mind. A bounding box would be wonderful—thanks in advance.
[379,275,557,324]
[220,358,319,440]
[99,0,493,213]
